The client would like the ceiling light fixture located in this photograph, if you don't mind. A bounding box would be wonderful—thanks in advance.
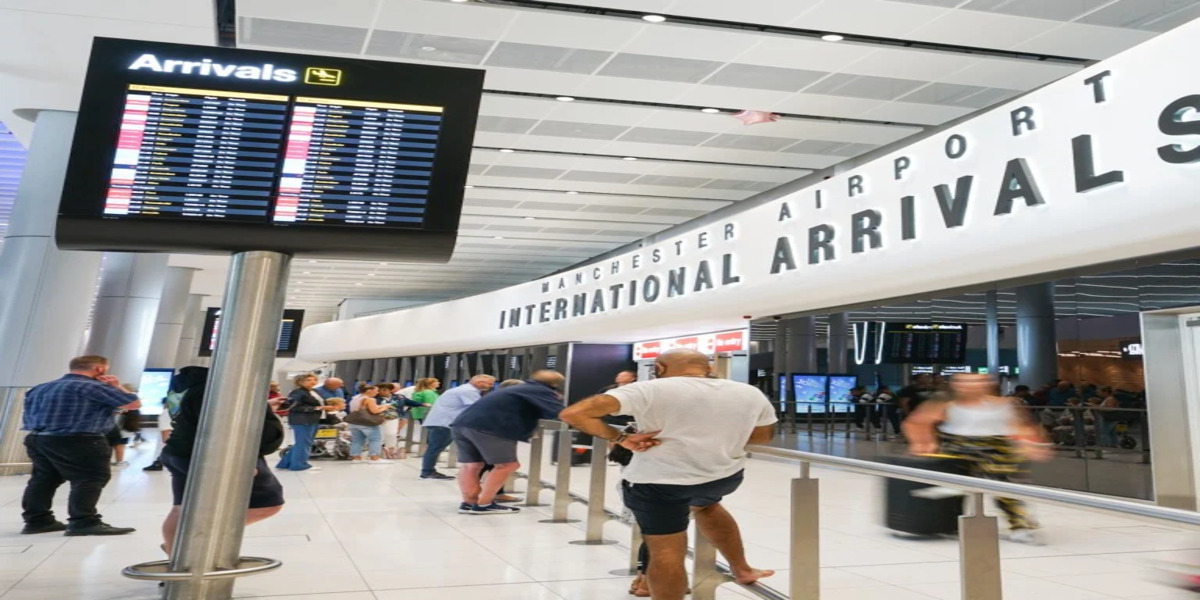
[465,184,475,188]
[420,46,437,51]
[368,273,376,276]
[642,14,667,23]
[354,283,363,286]
[622,156,638,161]
[821,34,845,42]
[565,191,578,195]
[302,272,311,275]
[555,96,576,102]
[701,108,720,114]
[499,148,515,153]
[493,236,505,239]
[524,216,536,220]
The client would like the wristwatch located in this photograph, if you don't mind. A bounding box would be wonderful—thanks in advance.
[613,432,629,445]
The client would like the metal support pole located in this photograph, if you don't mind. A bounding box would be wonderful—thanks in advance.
[165,251,290,600]
[791,464,820,600]
[525,429,547,506]
[692,527,725,600]
[1142,418,1151,464]
[417,424,429,457]
[609,522,644,576]
[403,417,416,455]
[540,424,578,523]
[806,405,814,438]
[572,435,615,545]
[959,493,1003,600]
[1073,407,1087,459]
[445,442,457,469]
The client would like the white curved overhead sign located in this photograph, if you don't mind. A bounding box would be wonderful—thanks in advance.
[299,20,1200,361]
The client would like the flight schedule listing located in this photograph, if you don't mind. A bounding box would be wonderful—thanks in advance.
[104,84,288,221]
[273,97,444,226]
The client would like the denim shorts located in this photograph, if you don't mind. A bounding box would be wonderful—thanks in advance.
[621,470,744,535]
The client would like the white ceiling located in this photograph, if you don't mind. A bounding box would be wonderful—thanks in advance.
[2,0,1198,326]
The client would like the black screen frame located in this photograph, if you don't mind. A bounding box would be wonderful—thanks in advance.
[199,307,306,357]
[58,38,483,261]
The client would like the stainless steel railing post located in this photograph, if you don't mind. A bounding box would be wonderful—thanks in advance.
[572,435,615,545]
[959,492,1003,600]
[691,527,725,600]
[525,428,547,507]
[806,405,814,438]
[445,442,457,469]
[791,461,820,599]
[628,522,643,574]
[403,417,416,455]
[540,422,578,523]
[416,424,429,458]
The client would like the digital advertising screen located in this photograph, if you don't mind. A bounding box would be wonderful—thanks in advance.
[136,368,174,416]
[879,322,968,365]
[199,307,304,357]
[57,38,483,261]
[827,375,857,413]
[792,374,829,414]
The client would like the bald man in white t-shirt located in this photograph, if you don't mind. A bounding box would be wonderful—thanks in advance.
[561,349,777,600]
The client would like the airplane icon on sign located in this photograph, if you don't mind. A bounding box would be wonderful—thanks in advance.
[304,67,342,86]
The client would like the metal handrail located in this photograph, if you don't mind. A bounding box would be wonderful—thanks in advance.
[747,445,1200,528]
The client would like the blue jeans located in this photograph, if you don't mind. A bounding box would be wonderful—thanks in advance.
[349,424,383,457]
[277,424,317,471]
[422,426,453,476]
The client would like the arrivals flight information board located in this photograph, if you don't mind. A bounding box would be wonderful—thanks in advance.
[58,38,483,261]
[879,322,967,364]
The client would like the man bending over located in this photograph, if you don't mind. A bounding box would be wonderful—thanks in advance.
[560,349,776,600]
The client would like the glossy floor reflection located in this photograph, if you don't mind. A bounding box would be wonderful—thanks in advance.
[0,435,1194,599]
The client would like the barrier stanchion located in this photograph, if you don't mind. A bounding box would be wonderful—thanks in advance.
[959,492,1003,600]
[610,522,643,576]
[806,405,814,438]
[571,435,616,545]
[540,423,578,523]
[403,418,416,455]
[691,528,727,600]
[524,428,548,507]
[791,461,820,600]
[445,442,457,469]
[416,424,429,458]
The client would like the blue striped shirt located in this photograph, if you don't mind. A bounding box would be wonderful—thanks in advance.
[22,374,138,435]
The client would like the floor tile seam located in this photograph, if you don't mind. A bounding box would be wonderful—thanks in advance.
[296,471,373,590]
[0,536,71,598]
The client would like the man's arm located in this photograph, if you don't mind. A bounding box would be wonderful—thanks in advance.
[747,424,774,445]
[559,394,659,452]
[91,378,141,410]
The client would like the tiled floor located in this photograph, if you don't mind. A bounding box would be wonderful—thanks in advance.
[0,434,1194,600]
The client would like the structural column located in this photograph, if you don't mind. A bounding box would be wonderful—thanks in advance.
[0,111,103,473]
[827,313,850,374]
[85,252,169,384]
[786,316,817,373]
[146,267,198,369]
[1015,283,1059,388]
[174,293,207,368]
[985,290,1001,377]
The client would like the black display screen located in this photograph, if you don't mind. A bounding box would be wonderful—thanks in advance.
[199,308,305,357]
[58,38,483,261]
[879,322,967,364]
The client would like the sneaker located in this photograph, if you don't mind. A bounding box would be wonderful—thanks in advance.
[468,503,521,515]
[21,521,66,535]
[420,472,454,481]
[458,502,474,514]
[142,461,163,472]
[1008,529,1044,546]
[65,522,136,536]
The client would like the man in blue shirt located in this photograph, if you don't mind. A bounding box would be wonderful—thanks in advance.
[451,370,565,515]
[420,375,495,480]
[315,377,346,402]
[20,355,142,536]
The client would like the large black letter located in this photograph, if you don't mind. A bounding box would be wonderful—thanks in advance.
[848,175,864,198]
[1011,106,1036,136]
[934,176,973,228]
[1072,134,1124,192]
[777,201,792,221]
[538,301,552,323]
[667,268,687,297]
[643,276,661,303]
[894,156,911,180]
[1158,95,1200,164]
[770,238,796,274]
[509,308,521,328]
[851,210,883,254]
[900,195,917,240]
[994,158,1044,216]
[808,225,835,265]
[1084,70,1111,103]
[694,260,714,292]
[590,290,606,313]
[554,298,568,320]
[572,293,587,317]
[722,253,741,284]
[945,134,967,159]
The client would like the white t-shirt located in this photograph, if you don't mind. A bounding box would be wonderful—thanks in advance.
[606,377,777,485]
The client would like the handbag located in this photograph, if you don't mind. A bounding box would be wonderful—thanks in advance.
[344,398,385,426]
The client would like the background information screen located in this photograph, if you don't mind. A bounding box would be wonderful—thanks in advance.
[879,322,968,364]
[59,38,484,260]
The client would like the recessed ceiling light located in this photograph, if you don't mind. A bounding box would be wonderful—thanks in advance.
[465,185,475,188]
[555,96,576,102]
[821,34,845,42]
[302,271,311,274]
[524,216,536,220]
[622,156,638,161]
[701,108,720,114]
[379,262,388,265]
[565,191,578,195]
[368,273,376,276]
[493,236,505,240]
[355,283,363,286]
[307,260,317,263]
[420,46,437,51]
[642,14,666,23]
[499,148,515,153]
[450,0,469,3]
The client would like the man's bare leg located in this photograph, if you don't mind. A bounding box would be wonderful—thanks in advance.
[162,505,281,556]
[692,503,774,584]
[457,462,485,504]
[643,531,689,600]
[477,462,519,506]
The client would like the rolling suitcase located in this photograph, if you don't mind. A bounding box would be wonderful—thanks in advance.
[884,454,967,536]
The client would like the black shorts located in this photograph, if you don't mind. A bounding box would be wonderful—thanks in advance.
[160,453,284,509]
[105,427,128,447]
[622,470,744,535]
[452,427,518,465]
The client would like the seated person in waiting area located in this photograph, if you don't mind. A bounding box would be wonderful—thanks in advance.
[449,370,566,515]
[560,349,777,600]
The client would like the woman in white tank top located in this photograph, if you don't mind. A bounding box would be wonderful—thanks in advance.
[903,374,1050,544]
